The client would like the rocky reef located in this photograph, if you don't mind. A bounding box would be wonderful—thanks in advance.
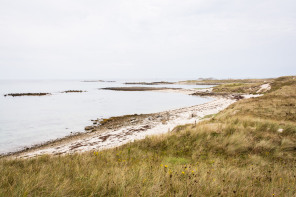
[4,93,51,97]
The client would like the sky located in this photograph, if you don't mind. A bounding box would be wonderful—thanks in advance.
[0,0,295,80]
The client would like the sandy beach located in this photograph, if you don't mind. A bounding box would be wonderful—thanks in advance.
[3,85,263,159]
[11,94,236,159]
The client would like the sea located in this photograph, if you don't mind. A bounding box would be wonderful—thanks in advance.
[0,79,213,154]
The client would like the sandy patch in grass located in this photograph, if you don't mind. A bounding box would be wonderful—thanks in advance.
[257,83,271,93]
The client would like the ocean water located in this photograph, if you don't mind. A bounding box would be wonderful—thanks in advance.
[0,80,213,154]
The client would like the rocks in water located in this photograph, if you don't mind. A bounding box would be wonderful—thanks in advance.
[61,90,86,93]
[91,118,102,126]
[4,90,87,97]
[124,81,174,85]
[101,87,180,91]
[4,93,51,97]
[85,126,95,130]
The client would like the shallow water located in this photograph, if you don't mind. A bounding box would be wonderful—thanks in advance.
[0,80,213,154]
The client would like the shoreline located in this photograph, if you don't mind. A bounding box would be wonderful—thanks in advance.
[0,88,260,158]
[0,87,203,158]
[2,87,257,159]
[5,95,237,159]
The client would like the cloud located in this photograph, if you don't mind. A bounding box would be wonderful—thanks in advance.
[0,0,295,79]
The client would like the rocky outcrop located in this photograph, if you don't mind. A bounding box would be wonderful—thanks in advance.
[124,81,174,85]
[61,90,86,93]
[102,87,180,91]
[4,93,51,97]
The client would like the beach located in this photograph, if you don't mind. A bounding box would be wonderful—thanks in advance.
[12,94,236,159]
[0,80,214,155]
[1,81,261,159]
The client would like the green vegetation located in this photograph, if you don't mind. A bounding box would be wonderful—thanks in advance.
[179,78,273,85]
[212,82,263,94]
[1,76,296,196]
[211,76,296,95]
[183,77,275,94]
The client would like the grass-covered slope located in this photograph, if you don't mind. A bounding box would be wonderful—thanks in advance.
[179,78,273,85]
[1,76,296,196]
[211,76,295,95]
[212,82,263,94]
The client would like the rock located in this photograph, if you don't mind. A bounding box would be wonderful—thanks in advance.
[4,93,51,97]
[233,95,244,100]
[62,90,86,93]
[85,126,94,130]
[130,118,137,123]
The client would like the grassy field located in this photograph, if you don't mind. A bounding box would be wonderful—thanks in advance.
[211,76,296,95]
[1,76,296,196]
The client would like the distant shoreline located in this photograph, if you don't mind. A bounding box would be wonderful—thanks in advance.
[101,87,180,91]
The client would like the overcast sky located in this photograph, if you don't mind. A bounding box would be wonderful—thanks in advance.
[0,0,295,80]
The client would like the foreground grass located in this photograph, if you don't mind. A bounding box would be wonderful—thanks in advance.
[1,76,296,196]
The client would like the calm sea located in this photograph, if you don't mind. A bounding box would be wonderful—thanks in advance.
[0,80,213,154]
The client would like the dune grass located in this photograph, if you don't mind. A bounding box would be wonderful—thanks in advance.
[212,82,263,94]
[1,76,296,196]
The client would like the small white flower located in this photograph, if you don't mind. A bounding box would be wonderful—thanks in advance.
[277,128,283,133]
